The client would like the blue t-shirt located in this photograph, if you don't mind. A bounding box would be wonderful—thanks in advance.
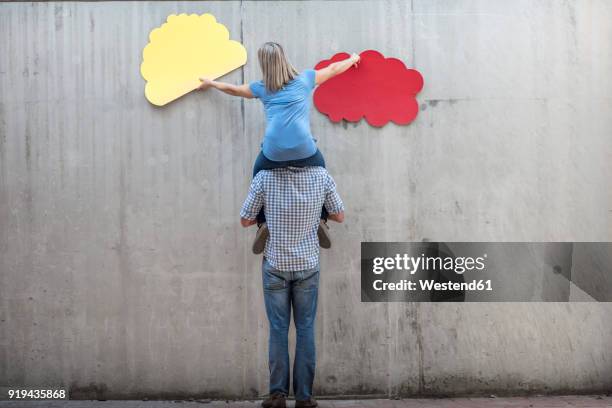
[249,69,318,162]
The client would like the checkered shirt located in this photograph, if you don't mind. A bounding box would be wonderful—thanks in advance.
[240,166,344,272]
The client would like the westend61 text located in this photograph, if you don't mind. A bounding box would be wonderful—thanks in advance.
[373,279,493,291]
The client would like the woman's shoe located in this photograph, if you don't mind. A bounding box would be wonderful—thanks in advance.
[261,392,286,408]
[252,223,269,254]
[318,220,331,249]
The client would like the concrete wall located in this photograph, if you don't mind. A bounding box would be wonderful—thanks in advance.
[1,0,611,399]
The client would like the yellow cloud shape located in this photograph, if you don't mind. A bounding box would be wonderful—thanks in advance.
[140,13,247,106]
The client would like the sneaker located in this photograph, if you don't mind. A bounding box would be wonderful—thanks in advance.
[317,220,331,249]
[295,398,318,408]
[261,392,286,408]
[252,223,269,254]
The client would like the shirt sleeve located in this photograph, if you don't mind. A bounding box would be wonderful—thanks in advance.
[303,69,316,89]
[240,173,264,220]
[324,173,344,214]
[249,81,264,98]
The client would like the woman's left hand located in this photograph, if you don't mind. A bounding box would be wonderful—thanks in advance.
[198,77,214,90]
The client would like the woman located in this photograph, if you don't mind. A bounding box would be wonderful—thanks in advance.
[198,42,359,253]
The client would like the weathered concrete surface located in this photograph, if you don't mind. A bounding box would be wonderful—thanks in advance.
[0,0,611,400]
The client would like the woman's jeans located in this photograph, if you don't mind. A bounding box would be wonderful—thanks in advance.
[252,149,329,224]
[262,258,319,401]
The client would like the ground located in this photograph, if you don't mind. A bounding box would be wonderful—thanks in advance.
[1,396,612,408]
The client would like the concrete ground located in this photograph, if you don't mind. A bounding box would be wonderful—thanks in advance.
[1,396,612,408]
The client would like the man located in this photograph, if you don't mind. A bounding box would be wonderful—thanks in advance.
[240,166,345,408]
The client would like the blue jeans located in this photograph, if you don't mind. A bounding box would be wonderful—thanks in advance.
[262,258,319,401]
[253,149,329,224]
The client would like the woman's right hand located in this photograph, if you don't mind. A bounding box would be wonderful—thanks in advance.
[350,53,361,67]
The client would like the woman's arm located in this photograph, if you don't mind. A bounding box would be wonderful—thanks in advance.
[315,53,360,86]
[197,78,255,99]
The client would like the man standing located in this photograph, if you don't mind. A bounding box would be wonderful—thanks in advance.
[240,166,345,408]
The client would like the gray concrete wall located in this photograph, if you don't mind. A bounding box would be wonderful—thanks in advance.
[1,0,611,400]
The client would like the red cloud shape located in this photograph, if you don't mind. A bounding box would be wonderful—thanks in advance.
[313,50,424,127]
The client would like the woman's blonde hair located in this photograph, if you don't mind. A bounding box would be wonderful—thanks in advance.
[257,42,299,93]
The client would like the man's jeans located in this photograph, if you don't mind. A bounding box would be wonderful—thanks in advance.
[262,257,319,401]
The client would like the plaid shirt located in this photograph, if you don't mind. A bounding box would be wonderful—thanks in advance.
[240,166,344,272]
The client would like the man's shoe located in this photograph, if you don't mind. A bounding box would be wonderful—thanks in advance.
[252,223,269,254]
[295,398,318,408]
[317,220,331,249]
[261,392,286,408]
